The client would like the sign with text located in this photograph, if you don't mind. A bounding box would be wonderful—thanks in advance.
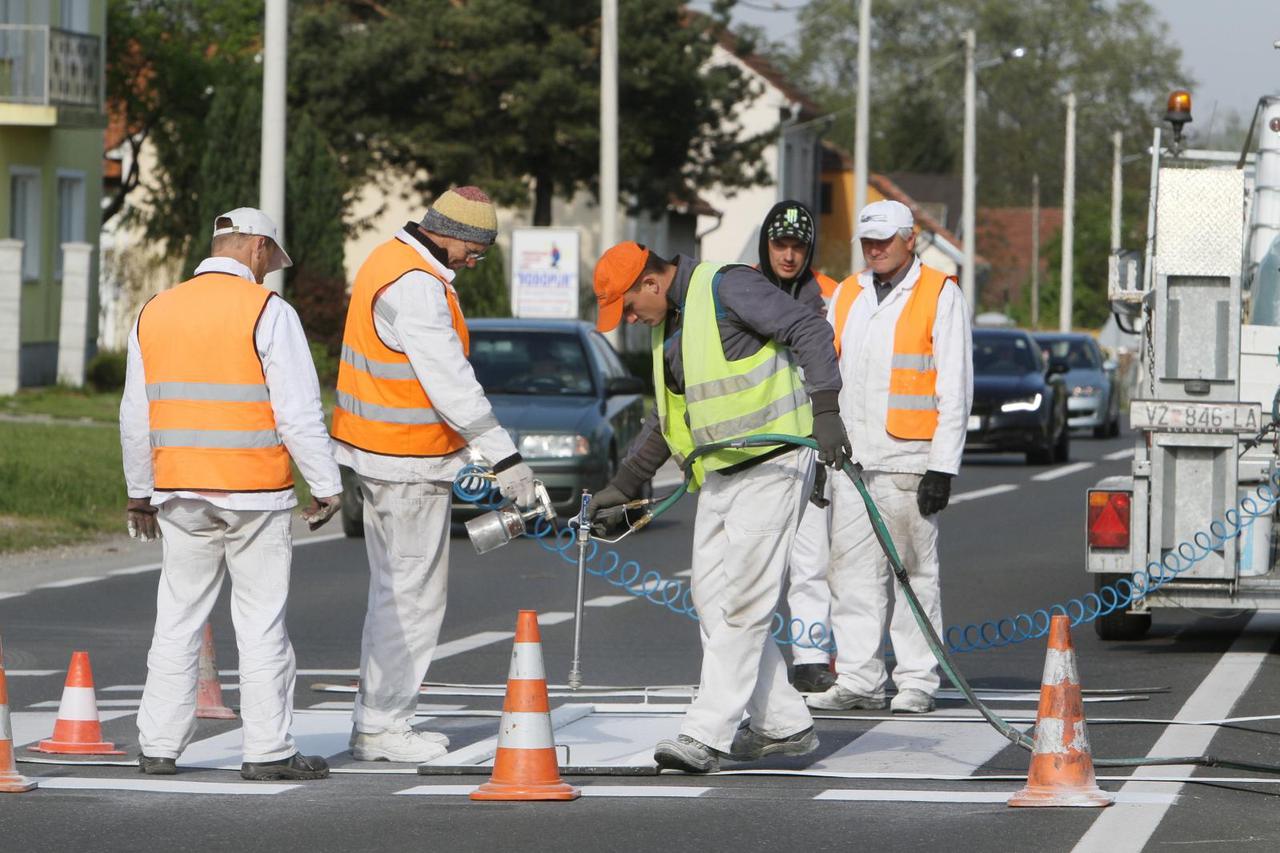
[511,227,580,319]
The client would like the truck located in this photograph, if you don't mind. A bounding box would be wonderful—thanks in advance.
[1086,88,1280,640]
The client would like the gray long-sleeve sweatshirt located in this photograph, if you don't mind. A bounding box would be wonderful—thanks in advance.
[612,254,841,494]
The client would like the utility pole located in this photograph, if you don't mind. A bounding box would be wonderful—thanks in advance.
[600,0,619,346]
[1031,173,1040,329]
[259,0,287,295]
[851,0,871,272]
[1059,92,1077,332]
[1110,130,1123,253]
[961,28,977,313]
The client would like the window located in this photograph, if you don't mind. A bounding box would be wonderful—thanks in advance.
[9,168,41,281]
[588,332,627,380]
[468,331,595,396]
[55,171,85,279]
[59,0,89,32]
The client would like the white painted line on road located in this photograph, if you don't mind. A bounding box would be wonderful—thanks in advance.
[103,684,237,692]
[108,563,162,576]
[585,595,634,608]
[4,669,58,676]
[950,484,1018,504]
[0,591,27,601]
[29,699,142,709]
[394,784,709,798]
[221,669,360,677]
[674,569,694,578]
[537,611,575,626]
[35,777,300,795]
[434,631,515,661]
[814,789,1174,805]
[1104,448,1135,461]
[393,784,478,796]
[421,704,593,768]
[35,576,106,589]
[628,579,682,595]
[1072,612,1280,853]
[810,718,1029,776]
[1032,461,1095,482]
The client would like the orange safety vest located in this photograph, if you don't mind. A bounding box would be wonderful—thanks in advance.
[831,264,956,441]
[137,273,293,493]
[813,270,839,301]
[331,237,471,457]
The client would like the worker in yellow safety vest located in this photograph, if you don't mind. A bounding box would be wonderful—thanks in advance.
[807,200,973,716]
[120,208,342,781]
[587,241,851,773]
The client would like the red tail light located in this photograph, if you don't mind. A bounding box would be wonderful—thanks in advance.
[1087,490,1131,549]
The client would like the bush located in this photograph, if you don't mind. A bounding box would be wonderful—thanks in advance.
[290,267,349,357]
[309,340,340,387]
[86,350,127,391]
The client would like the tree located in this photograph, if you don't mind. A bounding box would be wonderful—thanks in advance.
[453,244,511,318]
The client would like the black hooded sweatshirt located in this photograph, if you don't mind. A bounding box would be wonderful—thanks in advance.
[758,200,826,319]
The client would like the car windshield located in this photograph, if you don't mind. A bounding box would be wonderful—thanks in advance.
[973,334,1039,375]
[1038,338,1101,369]
[469,331,595,396]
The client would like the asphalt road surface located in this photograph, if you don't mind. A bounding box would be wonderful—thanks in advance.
[2,427,1279,852]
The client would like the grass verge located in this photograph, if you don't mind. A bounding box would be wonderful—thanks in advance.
[0,386,123,423]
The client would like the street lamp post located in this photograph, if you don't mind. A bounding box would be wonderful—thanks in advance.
[961,29,976,313]
[600,0,619,345]
[260,0,287,295]
[1060,91,1077,332]
[851,0,871,272]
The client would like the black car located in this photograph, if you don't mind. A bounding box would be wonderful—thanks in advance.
[967,328,1070,465]
[340,319,648,535]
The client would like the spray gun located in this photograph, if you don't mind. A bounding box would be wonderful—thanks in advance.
[463,476,557,555]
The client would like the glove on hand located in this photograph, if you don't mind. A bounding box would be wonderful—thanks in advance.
[917,470,953,517]
[586,483,633,524]
[494,454,538,509]
[812,410,852,470]
[301,495,341,531]
[126,497,161,542]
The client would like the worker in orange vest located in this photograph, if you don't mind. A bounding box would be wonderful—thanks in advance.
[756,201,838,695]
[807,200,973,715]
[120,208,342,781]
[332,187,536,764]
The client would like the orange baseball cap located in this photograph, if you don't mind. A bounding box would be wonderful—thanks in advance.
[593,242,650,332]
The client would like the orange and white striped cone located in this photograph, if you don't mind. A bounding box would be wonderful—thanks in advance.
[29,651,124,755]
[195,623,236,720]
[1008,615,1113,807]
[470,611,580,802]
[0,640,37,792]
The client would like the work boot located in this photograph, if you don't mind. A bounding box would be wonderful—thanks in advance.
[350,724,448,763]
[138,754,177,775]
[805,684,887,711]
[890,688,936,714]
[729,724,819,762]
[791,663,836,694]
[240,752,330,781]
[654,735,721,774]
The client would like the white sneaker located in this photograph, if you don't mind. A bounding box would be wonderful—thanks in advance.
[350,725,449,762]
[890,688,936,714]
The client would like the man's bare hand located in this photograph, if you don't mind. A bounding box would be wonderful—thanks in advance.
[126,497,161,542]
[301,495,341,531]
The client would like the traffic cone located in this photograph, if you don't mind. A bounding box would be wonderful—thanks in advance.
[1008,615,1113,807]
[0,640,37,792]
[195,623,236,720]
[470,611,579,802]
[29,651,124,755]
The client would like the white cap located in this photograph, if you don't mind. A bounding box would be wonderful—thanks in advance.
[855,200,914,240]
[212,207,293,273]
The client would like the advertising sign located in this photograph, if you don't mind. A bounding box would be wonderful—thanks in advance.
[510,227,580,319]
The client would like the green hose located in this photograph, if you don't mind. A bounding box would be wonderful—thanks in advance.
[643,433,1280,775]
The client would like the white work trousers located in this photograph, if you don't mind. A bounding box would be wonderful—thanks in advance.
[786,478,832,666]
[352,476,452,733]
[682,449,815,752]
[828,471,943,697]
[138,500,297,763]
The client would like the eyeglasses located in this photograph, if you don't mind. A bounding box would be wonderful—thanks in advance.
[464,247,487,262]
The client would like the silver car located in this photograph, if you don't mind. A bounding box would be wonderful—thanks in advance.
[1033,333,1121,438]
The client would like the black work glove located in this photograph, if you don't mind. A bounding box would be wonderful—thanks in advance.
[812,411,852,470]
[808,464,830,509]
[917,470,953,517]
[586,483,634,525]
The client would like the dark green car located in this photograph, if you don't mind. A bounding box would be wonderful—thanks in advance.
[341,318,649,535]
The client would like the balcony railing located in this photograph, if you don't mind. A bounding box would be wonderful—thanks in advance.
[0,25,104,112]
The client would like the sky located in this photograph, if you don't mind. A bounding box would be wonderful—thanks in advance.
[709,0,1279,127]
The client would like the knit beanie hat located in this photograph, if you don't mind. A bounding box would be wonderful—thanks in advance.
[420,186,498,245]
[765,203,815,244]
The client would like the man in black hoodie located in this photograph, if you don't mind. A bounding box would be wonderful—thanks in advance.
[759,201,838,695]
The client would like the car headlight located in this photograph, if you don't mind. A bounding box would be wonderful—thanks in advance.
[518,433,591,458]
[1071,385,1099,397]
[1000,393,1043,413]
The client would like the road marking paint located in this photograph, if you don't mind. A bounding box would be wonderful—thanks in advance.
[1104,448,1134,461]
[421,704,594,769]
[537,611,574,626]
[434,631,515,660]
[108,563,162,576]
[35,777,299,795]
[628,579,682,595]
[306,701,472,714]
[394,784,709,798]
[1032,461,1095,482]
[950,484,1018,504]
[4,669,58,676]
[0,592,27,601]
[9,710,134,748]
[585,595,634,608]
[1072,612,1280,853]
[221,669,360,677]
[36,576,104,589]
[809,718,1029,776]
[29,699,142,709]
[814,789,1174,805]
[177,709,357,771]
[674,569,694,578]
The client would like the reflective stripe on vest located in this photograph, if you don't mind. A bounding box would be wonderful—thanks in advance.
[137,273,293,492]
[653,262,813,490]
[831,264,955,440]
[331,237,471,457]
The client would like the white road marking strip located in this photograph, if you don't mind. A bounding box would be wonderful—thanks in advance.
[35,576,103,589]
[29,699,142,709]
[4,669,58,677]
[0,592,27,601]
[809,718,1029,776]
[814,789,1174,805]
[108,563,162,576]
[177,709,357,770]
[222,669,360,677]
[537,611,574,626]
[103,684,238,693]
[585,595,634,608]
[1032,461,1095,482]
[35,777,299,795]
[628,579,682,595]
[421,704,594,768]
[433,631,514,660]
[1104,448,1135,461]
[950,484,1018,504]
[1072,612,1280,853]
[674,569,694,578]
[9,710,134,747]
[395,784,709,798]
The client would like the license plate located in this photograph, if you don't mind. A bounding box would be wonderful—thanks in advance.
[967,415,981,432]
[1129,400,1263,433]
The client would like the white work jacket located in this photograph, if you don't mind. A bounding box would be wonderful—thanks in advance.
[829,257,973,476]
[334,228,518,483]
[120,257,343,511]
